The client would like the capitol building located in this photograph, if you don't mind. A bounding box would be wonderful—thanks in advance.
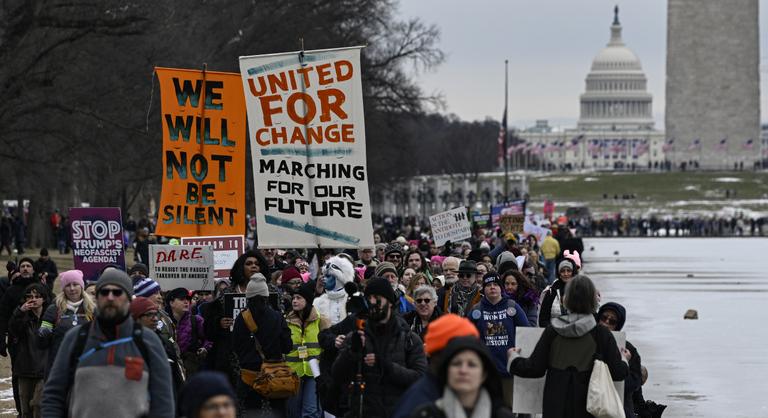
[516,8,667,171]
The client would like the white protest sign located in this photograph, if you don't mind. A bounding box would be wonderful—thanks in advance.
[239,47,373,249]
[512,327,625,414]
[429,207,471,247]
[180,235,245,279]
[149,244,215,291]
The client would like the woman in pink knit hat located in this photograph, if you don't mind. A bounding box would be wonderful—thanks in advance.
[37,269,95,378]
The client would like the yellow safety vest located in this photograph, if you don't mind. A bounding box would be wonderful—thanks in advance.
[286,316,322,377]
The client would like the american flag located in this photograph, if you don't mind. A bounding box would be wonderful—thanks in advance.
[587,140,601,154]
[545,142,559,152]
[609,140,625,154]
[687,138,701,150]
[567,135,584,150]
[662,138,675,152]
[715,138,728,151]
[497,113,506,167]
[531,143,545,155]
[634,140,649,156]
[742,139,754,150]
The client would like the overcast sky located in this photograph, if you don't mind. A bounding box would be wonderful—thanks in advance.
[398,0,768,130]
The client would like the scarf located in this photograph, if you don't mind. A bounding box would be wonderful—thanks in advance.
[436,387,493,418]
[66,298,84,313]
[450,285,478,317]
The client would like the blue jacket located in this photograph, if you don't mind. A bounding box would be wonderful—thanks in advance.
[391,373,440,418]
[469,296,530,377]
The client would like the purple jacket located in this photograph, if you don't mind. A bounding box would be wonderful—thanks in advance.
[175,311,212,354]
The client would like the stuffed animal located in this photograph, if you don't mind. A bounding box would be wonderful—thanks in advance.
[313,255,354,325]
[563,250,582,268]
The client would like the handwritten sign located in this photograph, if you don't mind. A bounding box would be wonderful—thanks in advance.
[180,235,245,279]
[429,207,471,247]
[155,68,247,237]
[239,47,373,248]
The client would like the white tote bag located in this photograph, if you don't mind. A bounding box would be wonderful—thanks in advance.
[586,359,625,418]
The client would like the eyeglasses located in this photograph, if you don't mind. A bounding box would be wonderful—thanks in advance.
[98,288,124,297]
[415,298,432,305]
[141,311,159,319]
[600,315,617,326]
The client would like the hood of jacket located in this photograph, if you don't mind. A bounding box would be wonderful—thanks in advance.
[597,302,626,331]
[286,306,319,326]
[551,313,596,338]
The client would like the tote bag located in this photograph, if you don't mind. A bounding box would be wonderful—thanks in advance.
[586,358,625,418]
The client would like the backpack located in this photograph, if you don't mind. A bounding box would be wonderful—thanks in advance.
[239,309,299,399]
[67,321,150,392]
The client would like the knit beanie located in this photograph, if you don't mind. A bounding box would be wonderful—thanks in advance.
[384,242,403,257]
[60,270,85,289]
[364,277,397,304]
[179,371,236,418]
[558,259,576,272]
[246,273,269,299]
[374,261,397,278]
[295,281,316,306]
[96,268,134,298]
[495,251,518,274]
[281,267,302,284]
[128,263,149,277]
[133,277,161,297]
[423,314,480,356]
[130,297,158,320]
[481,272,502,289]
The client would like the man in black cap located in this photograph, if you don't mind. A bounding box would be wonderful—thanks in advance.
[331,277,427,418]
[383,242,404,270]
[437,260,482,317]
[128,263,149,286]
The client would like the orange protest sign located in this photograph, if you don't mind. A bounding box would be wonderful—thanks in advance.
[155,67,246,237]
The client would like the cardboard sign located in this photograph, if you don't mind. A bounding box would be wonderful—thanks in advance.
[512,327,625,414]
[69,207,125,282]
[149,244,215,291]
[155,67,247,237]
[224,293,247,329]
[180,235,245,279]
[239,47,373,248]
[491,200,526,227]
[429,207,471,247]
[499,214,525,235]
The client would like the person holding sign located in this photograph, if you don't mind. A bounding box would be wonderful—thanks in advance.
[506,275,629,418]
[202,251,269,386]
[285,282,330,418]
[165,287,211,377]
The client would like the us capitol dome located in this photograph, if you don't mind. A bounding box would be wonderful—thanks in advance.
[577,6,654,131]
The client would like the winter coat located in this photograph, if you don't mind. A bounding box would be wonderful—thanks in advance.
[9,306,47,378]
[508,314,628,418]
[392,373,441,418]
[38,302,91,378]
[0,276,43,343]
[317,313,358,416]
[201,284,241,383]
[173,310,211,354]
[538,279,567,327]
[403,307,442,340]
[437,284,483,318]
[468,296,530,377]
[41,317,174,418]
[541,236,561,260]
[332,314,428,418]
[232,303,292,372]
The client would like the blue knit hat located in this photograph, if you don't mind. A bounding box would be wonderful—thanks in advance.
[133,277,161,297]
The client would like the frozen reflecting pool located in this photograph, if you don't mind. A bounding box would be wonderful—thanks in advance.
[585,238,768,418]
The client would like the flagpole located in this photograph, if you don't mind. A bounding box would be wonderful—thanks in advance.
[503,59,509,201]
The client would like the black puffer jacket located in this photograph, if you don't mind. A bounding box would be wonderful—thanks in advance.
[9,306,48,378]
[332,314,428,418]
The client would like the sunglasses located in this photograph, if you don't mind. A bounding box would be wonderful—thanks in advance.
[388,254,402,259]
[458,273,474,278]
[415,298,432,305]
[98,288,124,297]
[600,315,617,326]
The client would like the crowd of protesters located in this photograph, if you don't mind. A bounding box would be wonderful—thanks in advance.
[0,213,669,418]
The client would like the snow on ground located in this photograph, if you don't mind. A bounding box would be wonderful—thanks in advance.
[713,177,743,183]
[586,238,768,418]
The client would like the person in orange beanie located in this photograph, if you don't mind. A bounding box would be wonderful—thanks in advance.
[391,314,481,418]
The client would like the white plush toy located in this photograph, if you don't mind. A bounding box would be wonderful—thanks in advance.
[313,255,355,325]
